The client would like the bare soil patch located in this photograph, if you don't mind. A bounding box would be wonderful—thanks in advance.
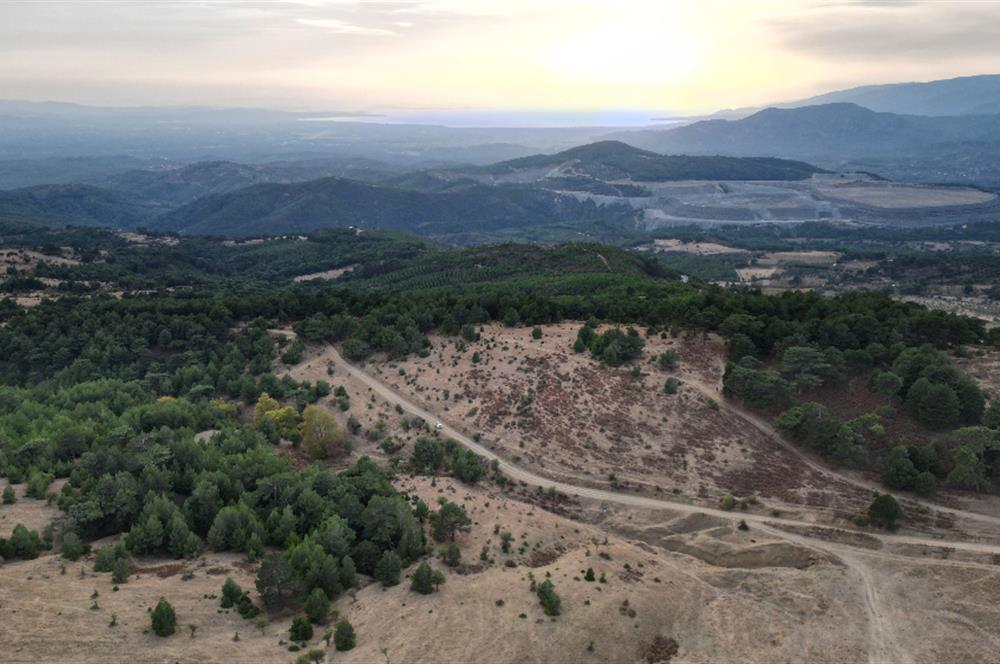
[292,264,356,282]
[648,239,748,255]
[816,183,996,208]
[758,251,840,267]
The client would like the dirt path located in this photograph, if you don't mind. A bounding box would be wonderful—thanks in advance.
[328,345,1000,555]
[330,343,1000,663]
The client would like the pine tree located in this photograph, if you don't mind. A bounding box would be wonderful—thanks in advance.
[151,598,177,637]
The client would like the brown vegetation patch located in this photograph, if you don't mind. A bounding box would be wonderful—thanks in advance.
[133,562,187,578]
[641,635,680,663]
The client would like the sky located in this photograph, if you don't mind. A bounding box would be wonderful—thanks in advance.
[2,0,1000,122]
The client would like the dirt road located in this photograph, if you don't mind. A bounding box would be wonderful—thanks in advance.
[326,343,1000,664]
[327,345,1000,556]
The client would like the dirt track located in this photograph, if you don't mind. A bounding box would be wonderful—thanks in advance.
[327,342,1000,664]
[327,344,1000,556]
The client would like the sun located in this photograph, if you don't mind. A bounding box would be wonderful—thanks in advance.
[545,11,704,88]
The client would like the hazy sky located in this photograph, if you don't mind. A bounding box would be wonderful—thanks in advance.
[3,0,1000,117]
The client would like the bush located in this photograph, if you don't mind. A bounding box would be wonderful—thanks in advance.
[374,550,402,587]
[2,485,15,504]
[442,542,461,567]
[658,350,678,371]
[111,557,129,584]
[94,542,127,573]
[410,561,444,594]
[25,470,53,500]
[867,493,902,529]
[912,471,937,497]
[236,593,260,619]
[221,577,243,608]
[334,619,356,651]
[151,598,177,637]
[305,588,330,624]
[61,532,87,561]
[290,616,314,643]
[0,524,42,560]
[719,494,735,510]
[536,579,561,616]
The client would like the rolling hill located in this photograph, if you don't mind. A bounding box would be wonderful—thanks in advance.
[0,184,160,228]
[153,176,636,238]
[96,157,402,206]
[471,140,825,182]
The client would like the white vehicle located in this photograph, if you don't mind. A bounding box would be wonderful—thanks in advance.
[435,421,443,430]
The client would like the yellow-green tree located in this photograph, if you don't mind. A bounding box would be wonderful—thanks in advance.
[253,393,279,425]
[265,406,301,440]
[300,405,350,459]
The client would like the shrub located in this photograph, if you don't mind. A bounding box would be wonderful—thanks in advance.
[912,471,937,497]
[151,598,177,637]
[236,593,260,619]
[374,550,402,587]
[61,532,87,561]
[25,470,53,500]
[2,485,15,504]
[867,493,902,529]
[94,542,127,573]
[289,616,314,643]
[0,524,42,560]
[442,542,461,568]
[305,588,330,625]
[111,557,129,584]
[536,579,561,616]
[410,561,445,594]
[719,494,735,510]
[221,577,243,609]
[334,619,356,651]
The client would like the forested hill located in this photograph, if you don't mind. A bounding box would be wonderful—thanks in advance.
[1,223,667,293]
[0,184,161,228]
[153,176,635,238]
[475,140,825,181]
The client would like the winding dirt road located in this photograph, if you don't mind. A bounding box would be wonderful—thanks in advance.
[325,343,1000,664]
[327,345,1000,556]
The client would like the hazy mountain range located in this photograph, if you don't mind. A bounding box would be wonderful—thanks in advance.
[721,74,1000,119]
[612,104,1000,185]
[2,74,1000,238]
[0,141,830,238]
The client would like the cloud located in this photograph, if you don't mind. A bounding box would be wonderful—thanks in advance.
[295,17,397,36]
[771,3,1000,61]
